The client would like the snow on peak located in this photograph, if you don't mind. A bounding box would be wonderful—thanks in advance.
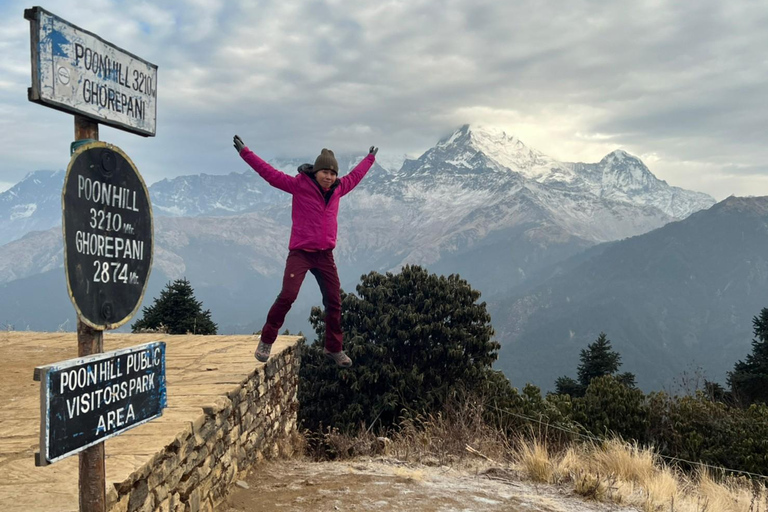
[10,204,37,220]
[601,149,639,164]
[463,124,566,180]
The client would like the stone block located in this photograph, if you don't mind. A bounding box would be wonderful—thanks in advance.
[165,465,186,490]
[169,492,183,512]
[192,432,206,448]
[196,474,214,501]
[155,498,171,512]
[178,436,196,460]
[153,482,170,505]
[148,466,166,489]
[198,445,211,462]
[188,487,202,512]
[183,449,200,473]
[202,396,231,417]
[212,463,224,481]
[110,494,130,512]
[215,412,229,429]
[191,415,207,436]
[137,499,155,512]
[265,360,278,378]
[197,419,218,441]
[127,479,150,512]
[162,452,181,477]
[177,470,199,499]
[226,384,242,401]
[107,484,119,510]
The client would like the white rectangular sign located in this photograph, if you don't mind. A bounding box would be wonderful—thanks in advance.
[26,6,158,136]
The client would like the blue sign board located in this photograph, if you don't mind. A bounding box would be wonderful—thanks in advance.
[34,342,167,466]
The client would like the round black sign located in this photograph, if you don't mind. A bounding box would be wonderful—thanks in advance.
[63,142,153,329]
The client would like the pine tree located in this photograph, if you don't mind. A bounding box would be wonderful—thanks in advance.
[577,332,622,384]
[554,376,583,397]
[728,308,768,404]
[555,332,636,397]
[298,265,501,433]
[131,278,217,334]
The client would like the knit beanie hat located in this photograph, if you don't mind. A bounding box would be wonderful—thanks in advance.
[313,148,339,175]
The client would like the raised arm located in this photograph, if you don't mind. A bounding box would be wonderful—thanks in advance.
[338,146,378,197]
[233,135,297,194]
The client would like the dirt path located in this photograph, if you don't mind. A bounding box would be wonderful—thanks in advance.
[219,459,640,512]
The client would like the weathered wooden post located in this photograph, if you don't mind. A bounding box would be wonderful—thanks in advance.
[25,7,160,512]
[75,115,106,512]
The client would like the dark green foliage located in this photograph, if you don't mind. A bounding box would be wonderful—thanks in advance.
[647,391,732,469]
[703,380,730,403]
[131,278,217,334]
[647,392,768,474]
[298,265,500,433]
[555,332,636,397]
[577,332,621,384]
[485,374,768,476]
[573,375,649,443]
[728,308,768,404]
[554,376,583,397]
[508,384,577,445]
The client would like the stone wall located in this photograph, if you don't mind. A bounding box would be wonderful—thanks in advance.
[107,343,300,512]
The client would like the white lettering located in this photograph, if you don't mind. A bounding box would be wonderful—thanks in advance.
[66,396,78,419]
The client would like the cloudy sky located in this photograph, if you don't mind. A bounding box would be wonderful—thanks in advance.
[1,0,766,200]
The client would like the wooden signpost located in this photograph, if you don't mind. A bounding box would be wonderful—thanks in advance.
[25,5,159,512]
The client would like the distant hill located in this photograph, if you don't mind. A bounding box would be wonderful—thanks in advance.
[491,196,768,391]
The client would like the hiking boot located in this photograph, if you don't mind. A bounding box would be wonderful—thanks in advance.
[323,348,352,368]
[255,340,272,362]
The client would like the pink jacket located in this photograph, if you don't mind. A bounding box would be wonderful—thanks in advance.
[240,147,375,251]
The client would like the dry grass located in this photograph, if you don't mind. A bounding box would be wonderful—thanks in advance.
[303,405,768,512]
[507,437,768,512]
[516,437,554,483]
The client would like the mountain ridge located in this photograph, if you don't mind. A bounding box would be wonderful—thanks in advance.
[491,195,768,391]
[0,126,728,394]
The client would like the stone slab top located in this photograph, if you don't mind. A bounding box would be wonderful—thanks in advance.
[0,331,300,512]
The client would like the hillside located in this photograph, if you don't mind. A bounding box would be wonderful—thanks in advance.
[492,196,768,391]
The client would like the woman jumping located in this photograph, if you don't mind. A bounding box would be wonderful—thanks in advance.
[233,135,377,367]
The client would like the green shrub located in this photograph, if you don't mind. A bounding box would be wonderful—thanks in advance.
[298,266,500,433]
[573,375,649,443]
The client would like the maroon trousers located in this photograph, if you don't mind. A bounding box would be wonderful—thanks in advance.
[260,249,343,352]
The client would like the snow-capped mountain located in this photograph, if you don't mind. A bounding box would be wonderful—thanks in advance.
[0,170,65,246]
[149,171,286,217]
[0,125,716,333]
[417,125,714,219]
[0,125,714,245]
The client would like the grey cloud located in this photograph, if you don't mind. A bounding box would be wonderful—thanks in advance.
[1,0,767,199]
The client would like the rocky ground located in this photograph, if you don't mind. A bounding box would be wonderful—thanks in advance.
[219,458,641,512]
